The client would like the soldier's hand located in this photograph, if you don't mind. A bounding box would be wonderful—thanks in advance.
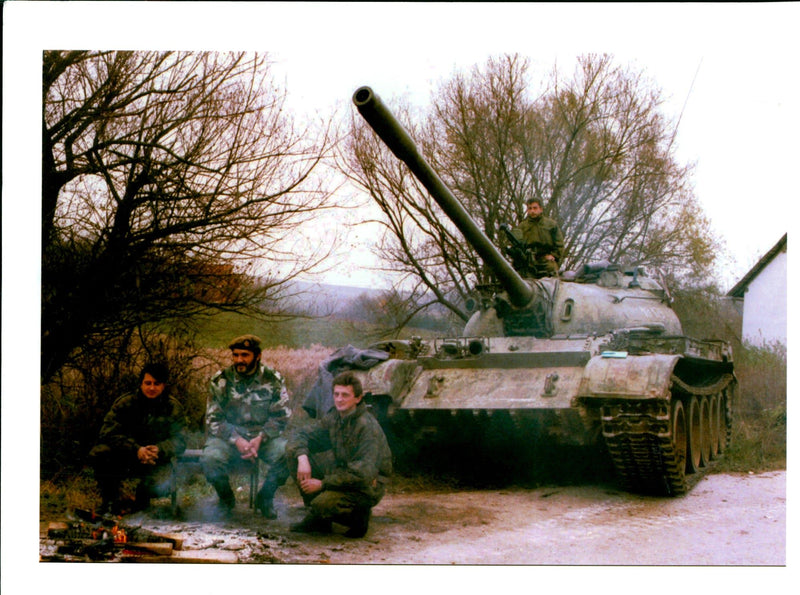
[296,454,312,482]
[235,436,253,458]
[299,477,323,495]
[241,435,262,460]
[137,446,158,465]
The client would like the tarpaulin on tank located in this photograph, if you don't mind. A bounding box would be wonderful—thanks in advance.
[302,345,390,418]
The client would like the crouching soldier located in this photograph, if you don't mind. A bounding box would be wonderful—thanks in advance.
[201,335,292,518]
[287,371,392,538]
[89,362,188,515]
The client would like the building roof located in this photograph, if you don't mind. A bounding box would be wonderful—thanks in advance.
[726,233,787,298]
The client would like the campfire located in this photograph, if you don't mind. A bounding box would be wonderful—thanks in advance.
[41,508,236,563]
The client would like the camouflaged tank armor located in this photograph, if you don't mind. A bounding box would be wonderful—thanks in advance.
[206,363,292,443]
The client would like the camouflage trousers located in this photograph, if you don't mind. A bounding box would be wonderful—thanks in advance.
[201,436,290,492]
[288,451,379,521]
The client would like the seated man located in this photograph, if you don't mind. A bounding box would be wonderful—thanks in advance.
[201,334,292,519]
[89,362,188,514]
[286,371,392,538]
[510,197,565,277]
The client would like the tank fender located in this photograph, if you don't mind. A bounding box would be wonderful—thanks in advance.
[351,358,422,407]
[575,353,681,402]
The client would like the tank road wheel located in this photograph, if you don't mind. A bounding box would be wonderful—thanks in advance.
[665,398,688,495]
[699,396,712,467]
[686,396,703,474]
[708,394,720,460]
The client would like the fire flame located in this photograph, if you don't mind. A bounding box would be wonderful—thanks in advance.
[90,523,127,543]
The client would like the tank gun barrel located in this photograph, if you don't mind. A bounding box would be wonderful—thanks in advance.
[353,86,534,308]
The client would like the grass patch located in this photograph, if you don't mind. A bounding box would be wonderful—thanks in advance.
[194,311,441,351]
[41,470,99,517]
[715,406,787,473]
[713,341,787,473]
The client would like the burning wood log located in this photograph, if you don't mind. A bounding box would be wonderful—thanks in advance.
[42,509,223,562]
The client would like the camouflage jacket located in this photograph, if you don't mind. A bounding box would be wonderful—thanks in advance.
[206,363,292,443]
[286,401,392,502]
[96,391,188,461]
[514,215,565,263]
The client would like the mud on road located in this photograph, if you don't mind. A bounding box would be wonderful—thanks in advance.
[88,470,785,566]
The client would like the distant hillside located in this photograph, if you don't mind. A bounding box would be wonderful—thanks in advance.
[196,280,453,350]
[283,280,387,316]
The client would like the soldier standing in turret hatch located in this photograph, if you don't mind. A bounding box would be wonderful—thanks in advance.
[511,197,564,277]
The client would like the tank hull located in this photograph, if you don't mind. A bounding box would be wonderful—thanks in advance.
[353,326,735,496]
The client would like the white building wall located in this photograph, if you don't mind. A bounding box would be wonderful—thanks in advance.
[741,252,787,346]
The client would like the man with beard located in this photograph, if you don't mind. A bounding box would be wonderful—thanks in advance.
[511,197,564,277]
[286,371,392,538]
[201,335,291,518]
[89,362,188,515]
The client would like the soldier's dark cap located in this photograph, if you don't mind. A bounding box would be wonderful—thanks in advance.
[526,197,543,205]
[228,334,262,352]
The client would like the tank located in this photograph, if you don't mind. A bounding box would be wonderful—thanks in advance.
[348,86,735,495]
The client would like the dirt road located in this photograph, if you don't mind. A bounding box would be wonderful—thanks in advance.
[131,470,785,566]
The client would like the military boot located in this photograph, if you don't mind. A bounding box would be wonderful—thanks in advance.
[97,481,120,516]
[343,506,372,538]
[208,475,235,517]
[255,481,278,519]
[133,478,154,512]
[290,513,332,534]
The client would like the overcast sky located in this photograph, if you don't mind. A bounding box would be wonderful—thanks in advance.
[2,2,797,589]
[4,1,798,291]
[263,2,797,290]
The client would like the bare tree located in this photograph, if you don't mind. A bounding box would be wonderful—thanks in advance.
[341,53,717,323]
[526,54,714,276]
[42,51,338,383]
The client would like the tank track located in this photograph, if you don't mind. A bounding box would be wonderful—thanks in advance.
[601,374,735,496]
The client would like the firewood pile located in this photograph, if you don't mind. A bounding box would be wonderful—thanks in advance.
[40,509,238,563]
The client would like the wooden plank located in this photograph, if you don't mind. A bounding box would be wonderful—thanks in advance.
[47,522,70,537]
[122,542,174,556]
[125,528,183,549]
[168,550,238,563]
[122,549,238,564]
[145,531,184,550]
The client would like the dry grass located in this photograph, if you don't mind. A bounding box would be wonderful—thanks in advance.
[716,412,786,473]
[262,344,333,404]
[714,342,787,472]
[40,472,99,516]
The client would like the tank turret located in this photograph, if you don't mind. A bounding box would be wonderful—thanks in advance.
[347,85,736,497]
